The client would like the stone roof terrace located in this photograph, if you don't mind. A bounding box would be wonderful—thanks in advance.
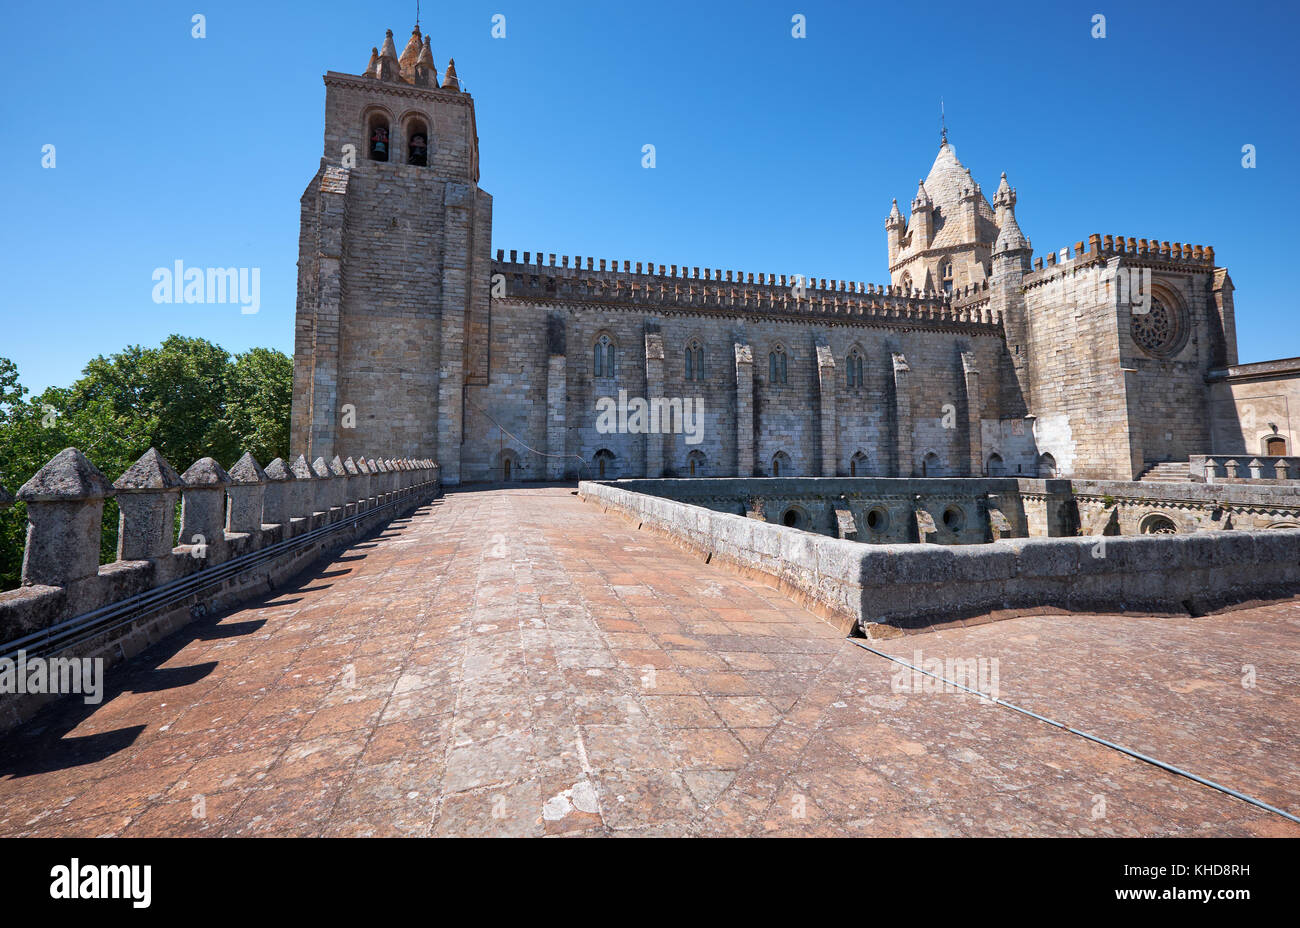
[0,486,1295,836]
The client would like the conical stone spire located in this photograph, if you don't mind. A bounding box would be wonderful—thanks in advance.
[363,46,379,78]
[414,34,439,88]
[912,180,932,210]
[399,25,423,82]
[443,57,460,91]
[887,198,904,227]
[993,171,1015,208]
[376,29,401,81]
[993,173,1029,253]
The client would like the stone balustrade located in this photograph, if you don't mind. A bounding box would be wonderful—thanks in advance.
[1189,455,1300,483]
[0,447,439,651]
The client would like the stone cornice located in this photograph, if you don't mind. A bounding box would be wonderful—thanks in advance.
[323,71,474,108]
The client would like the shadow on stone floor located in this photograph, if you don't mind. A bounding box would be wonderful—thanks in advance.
[0,510,422,780]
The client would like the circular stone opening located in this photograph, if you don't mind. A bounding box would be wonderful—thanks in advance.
[1131,297,1188,359]
[942,506,964,531]
[1140,514,1177,534]
[865,507,887,531]
[782,509,799,528]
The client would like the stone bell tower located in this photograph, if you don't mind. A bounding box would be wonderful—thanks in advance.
[290,25,492,486]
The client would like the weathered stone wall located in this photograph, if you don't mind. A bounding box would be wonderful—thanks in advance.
[1207,357,1300,460]
[469,254,1012,484]
[580,479,1300,637]
[1072,479,1300,535]
[599,476,1025,545]
[599,475,1300,543]
[291,70,489,479]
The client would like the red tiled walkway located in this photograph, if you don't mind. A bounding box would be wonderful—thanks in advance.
[0,486,1296,836]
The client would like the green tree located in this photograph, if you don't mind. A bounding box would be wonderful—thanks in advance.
[0,339,294,590]
[225,347,293,464]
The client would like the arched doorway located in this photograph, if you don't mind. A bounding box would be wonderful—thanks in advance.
[496,450,521,483]
[594,449,615,479]
[1037,453,1057,478]
[1266,435,1287,456]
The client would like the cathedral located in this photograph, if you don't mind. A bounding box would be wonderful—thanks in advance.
[290,25,1298,487]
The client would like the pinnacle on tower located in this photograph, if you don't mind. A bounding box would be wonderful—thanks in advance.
[399,25,423,82]
[911,180,932,211]
[443,57,460,92]
[376,29,401,82]
[413,34,439,88]
[993,172,1029,253]
[886,198,905,228]
[363,46,379,78]
[993,171,1016,209]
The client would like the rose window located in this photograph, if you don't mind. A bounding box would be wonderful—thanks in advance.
[1131,298,1184,358]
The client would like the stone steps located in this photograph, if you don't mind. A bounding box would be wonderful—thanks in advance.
[1139,462,1192,483]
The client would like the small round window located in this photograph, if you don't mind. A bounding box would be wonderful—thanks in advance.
[942,506,965,532]
[782,509,800,528]
[865,507,888,532]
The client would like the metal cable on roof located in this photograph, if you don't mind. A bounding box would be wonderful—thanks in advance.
[847,636,1300,826]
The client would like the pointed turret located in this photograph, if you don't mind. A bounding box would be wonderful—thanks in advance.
[911,179,932,211]
[443,57,460,92]
[376,29,402,82]
[363,46,379,78]
[399,25,423,82]
[909,180,934,251]
[414,34,439,88]
[886,198,907,265]
[993,172,1030,254]
[887,198,904,227]
[992,171,1015,210]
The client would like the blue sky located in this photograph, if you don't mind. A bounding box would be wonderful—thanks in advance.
[2,0,1297,392]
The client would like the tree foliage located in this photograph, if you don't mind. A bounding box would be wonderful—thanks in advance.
[0,337,293,589]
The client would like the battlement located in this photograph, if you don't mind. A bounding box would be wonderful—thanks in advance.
[490,250,1000,329]
[1028,233,1215,275]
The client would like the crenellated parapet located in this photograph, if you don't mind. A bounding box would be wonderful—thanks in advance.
[1018,234,1218,303]
[490,250,1003,331]
[1024,233,1216,288]
[0,446,440,723]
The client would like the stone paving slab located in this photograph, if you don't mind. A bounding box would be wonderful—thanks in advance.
[0,487,1296,837]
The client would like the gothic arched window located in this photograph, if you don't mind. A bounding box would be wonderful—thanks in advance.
[846,347,864,389]
[368,114,390,162]
[942,262,954,295]
[685,340,704,381]
[594,335,615,378]
[899,272,912,293]
[768,345,787,385]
